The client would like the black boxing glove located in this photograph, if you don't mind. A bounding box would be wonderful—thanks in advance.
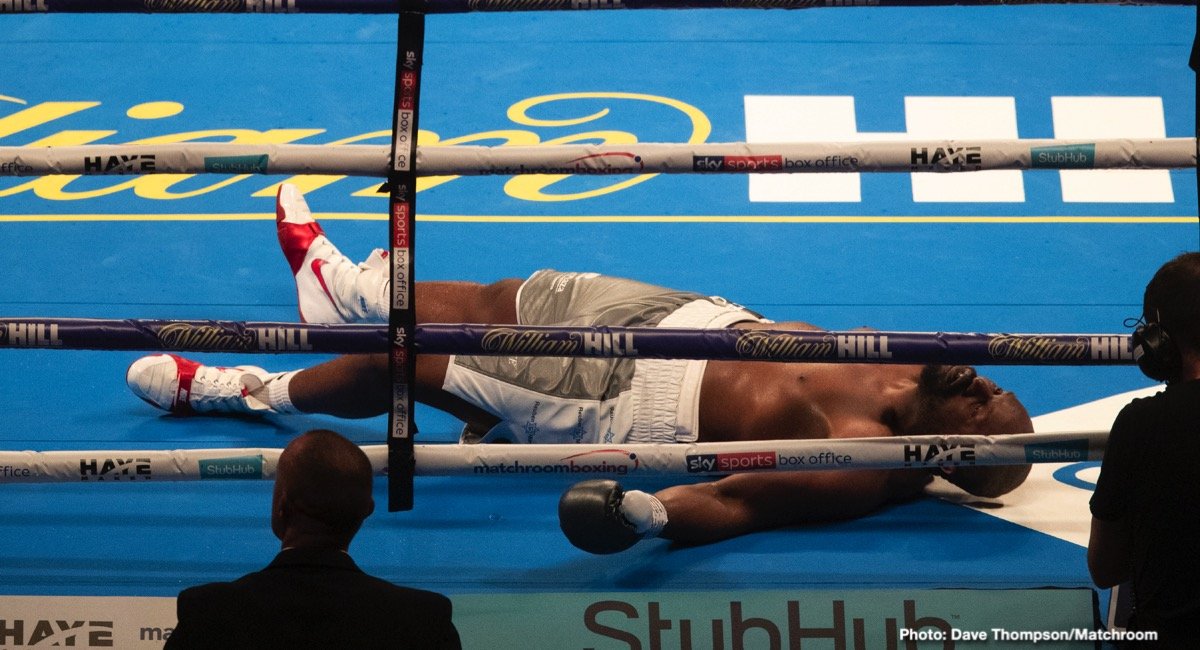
[558,479,668,555]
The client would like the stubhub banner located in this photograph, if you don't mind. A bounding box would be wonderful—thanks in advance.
[0,589,1096,648]
[455,589,1098,649]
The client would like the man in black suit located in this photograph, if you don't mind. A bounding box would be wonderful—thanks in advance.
[165,429,461,649]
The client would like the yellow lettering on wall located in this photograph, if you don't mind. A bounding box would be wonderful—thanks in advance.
[349,129,543,197]
[0,123,326,200]
[0,101,99,140]
[28,131,118,146]
[503,131,644,202]
[503,92,710,202]
[253,129,394,198]
[508,92,710,140]
[0,92,714,205]
[0,129,122,199]
[0,102,116,200]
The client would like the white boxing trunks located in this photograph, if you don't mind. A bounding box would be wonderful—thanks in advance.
[442,270,768,444]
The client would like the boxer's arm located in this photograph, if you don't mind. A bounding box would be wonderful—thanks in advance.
[655,469,930,544]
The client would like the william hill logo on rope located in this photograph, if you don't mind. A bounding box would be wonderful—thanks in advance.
[0,322,62,347]
[198,455,264,480]
[79,458,151,481]
[0,0,48,12]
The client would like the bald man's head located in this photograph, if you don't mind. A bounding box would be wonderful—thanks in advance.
[272,430,375,549]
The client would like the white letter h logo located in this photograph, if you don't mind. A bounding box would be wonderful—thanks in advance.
[743,95,1172,204]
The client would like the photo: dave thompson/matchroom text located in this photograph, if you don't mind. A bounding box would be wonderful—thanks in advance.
[901,627,1156,644]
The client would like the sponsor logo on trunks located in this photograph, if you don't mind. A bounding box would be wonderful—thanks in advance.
[524,400,541,442]
[155,323,254,351]
[1030,143,1096,169]
[909,146,982,172]
[986,335,1089,362]
[1088,335,1134,361]
[1024,439,1089,463]
[550,272,600,293]
[686,451,777,473]
[903,444,975,467]
[254,326,313,352]
[79,458,152,481]
[0,465,32,479]
[0,0,47,12]
[0,160,33,174]
[0,322,62,347]
[471,449,639,476]
[203,154,269,174]
[734,331,835,360]
[198,455,264,480]
[691,155,783,172]
[0,619,113,647]
[572,406,587,444]
[83,154,156,174]
[602,406,617,443]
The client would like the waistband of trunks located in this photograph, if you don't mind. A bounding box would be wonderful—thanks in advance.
[627,298,768,444]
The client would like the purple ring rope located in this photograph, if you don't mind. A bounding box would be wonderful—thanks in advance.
[0,317,1137,365]
[6,0,1188,13]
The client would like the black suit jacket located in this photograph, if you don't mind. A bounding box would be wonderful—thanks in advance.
[164,548,461,649]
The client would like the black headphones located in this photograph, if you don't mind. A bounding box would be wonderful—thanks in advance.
[1131,311,1182,383]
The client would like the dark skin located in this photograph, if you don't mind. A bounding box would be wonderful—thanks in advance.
[285,280,1034,545]
[272,432,374,551]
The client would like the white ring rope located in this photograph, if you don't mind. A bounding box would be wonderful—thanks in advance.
[0,430,1105,483]
[0,139,1193,177]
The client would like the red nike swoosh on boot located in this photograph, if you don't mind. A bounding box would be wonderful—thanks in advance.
[278,221,324,276]
[311,258,339,308]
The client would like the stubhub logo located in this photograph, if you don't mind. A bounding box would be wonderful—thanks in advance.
[199,455,264,479]
[1024,440,1089,463]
